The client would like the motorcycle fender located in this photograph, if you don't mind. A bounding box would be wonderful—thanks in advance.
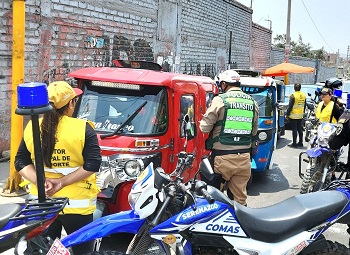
[306,147,328,158]
[61,210,145,248]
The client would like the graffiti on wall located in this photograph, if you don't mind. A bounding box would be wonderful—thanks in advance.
[42,64,71,85]
[84,35,110,67]
[112,35,153,62]
[41,32,219,83]
[184,61,216,78]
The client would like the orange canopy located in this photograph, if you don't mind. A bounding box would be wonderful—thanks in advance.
[262,62,314,76]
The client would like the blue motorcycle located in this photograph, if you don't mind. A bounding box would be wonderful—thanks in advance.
[0,197,68,255]
[55,149,350,255]
[299,122,348,194]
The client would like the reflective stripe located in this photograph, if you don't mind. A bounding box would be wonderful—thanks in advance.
[65,198,95,208]
[29,195,94,208]
[44,167,79,175]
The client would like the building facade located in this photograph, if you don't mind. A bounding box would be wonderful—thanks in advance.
[0,0,335,153]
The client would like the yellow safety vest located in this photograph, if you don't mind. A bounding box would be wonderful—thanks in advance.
[289,91,306,119]
[23,116,99,215]
[316,101,337,123]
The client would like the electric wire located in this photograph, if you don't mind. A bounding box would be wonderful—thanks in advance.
[300,0,334,52]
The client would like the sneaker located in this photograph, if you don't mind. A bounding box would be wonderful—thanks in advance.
[288,143,298,148]
[297,142,304,148]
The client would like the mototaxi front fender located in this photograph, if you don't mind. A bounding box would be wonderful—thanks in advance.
[61,210,145,248]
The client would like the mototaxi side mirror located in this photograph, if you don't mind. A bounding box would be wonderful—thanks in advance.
[182,114,195,140]
[198,157,214,181]
[276,102,289,111]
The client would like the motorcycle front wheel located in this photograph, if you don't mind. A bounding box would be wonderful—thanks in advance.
[305,241,350,255]
[300,165,323,194]
[83,252,125,255]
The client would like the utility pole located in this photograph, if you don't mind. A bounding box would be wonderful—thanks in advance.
[347,46,350,79]
[265,19,272,30]
[1,0,27,197]
[284,0,291,84]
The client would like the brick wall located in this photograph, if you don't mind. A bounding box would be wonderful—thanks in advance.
[251,23,272,70]
[0,1,12,153]
[0,0,335,153]
[0,0,255,152]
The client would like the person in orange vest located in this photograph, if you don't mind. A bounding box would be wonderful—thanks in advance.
[15,81,101,254]
[285,83,306,148]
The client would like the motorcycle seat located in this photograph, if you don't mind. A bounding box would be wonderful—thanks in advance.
[234,190,347,243]
[0,203,22,230]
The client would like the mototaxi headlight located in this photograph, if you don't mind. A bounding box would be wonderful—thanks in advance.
[258,131,268,141]
[124,159,144,177]
[128,192,141,210]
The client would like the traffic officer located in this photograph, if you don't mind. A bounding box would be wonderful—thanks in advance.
[316,88,342,123]
[285,83,306,148]
[200,70,259,206]
[15,81,101,254]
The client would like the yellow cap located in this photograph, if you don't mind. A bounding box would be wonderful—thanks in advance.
[48,81,82,109]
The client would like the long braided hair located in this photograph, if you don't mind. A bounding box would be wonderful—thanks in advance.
[41,103,69,168]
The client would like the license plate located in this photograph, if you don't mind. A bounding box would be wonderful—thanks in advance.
[47,238,70,255]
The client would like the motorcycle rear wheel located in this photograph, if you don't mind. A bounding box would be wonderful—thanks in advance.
[305,240,350,255]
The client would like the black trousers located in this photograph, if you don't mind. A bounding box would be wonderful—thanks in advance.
[289,118,303,145]
[47,213,94,254]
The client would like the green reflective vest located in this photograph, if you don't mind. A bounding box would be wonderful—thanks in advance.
[211,90,255,146]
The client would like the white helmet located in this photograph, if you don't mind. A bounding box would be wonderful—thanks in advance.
[219,70,241,86]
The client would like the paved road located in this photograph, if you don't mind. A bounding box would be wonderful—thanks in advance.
[0,129,349,253]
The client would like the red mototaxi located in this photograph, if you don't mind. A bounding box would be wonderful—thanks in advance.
[69,61,218,214]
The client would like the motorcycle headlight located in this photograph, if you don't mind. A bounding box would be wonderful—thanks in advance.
[258,131,268,141]
[318,137,329,147]
[128,192,141,210]
[125,159,144,177]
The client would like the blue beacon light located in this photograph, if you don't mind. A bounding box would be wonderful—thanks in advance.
[15,82,52,202]
[333,88,342,99]
[16,82,52,115]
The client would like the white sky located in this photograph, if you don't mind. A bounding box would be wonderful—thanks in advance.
[235,0,350,56]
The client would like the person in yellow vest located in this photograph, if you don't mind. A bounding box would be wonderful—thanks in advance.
[15,81,101,254]
[285,83,306,148]
[316,87,342,124]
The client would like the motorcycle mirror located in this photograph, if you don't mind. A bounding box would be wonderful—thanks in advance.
[198,157,214,181]
[335,123,343,136]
